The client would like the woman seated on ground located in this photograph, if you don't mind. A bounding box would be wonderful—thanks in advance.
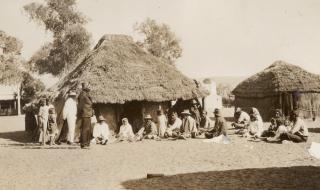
[245,107,264,139]
[135,114,158,140]
[267,118,291,142]
[278,110,308,143]
[232,107,250,129]
[91,115,110,145]
[116,118,135,142]
[163,111,182,138]
[261,109,285,137]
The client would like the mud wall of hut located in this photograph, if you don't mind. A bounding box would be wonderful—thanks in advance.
[297,93,320,119]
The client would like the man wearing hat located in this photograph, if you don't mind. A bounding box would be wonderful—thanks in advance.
[77,82,94,149]
[232,107,250,129]
[180,109,197,138]
[91,115,110,145]
[62,91,77,145]
[136,114,158,140]
[205,108,227,139]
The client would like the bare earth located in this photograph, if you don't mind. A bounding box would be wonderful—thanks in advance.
[0,114,320,190]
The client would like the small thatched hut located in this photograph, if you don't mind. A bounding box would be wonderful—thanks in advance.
[232,61,320,120]
[51,34,207,133]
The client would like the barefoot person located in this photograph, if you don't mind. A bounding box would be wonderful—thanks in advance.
[164,111,182,138]
[77,83,94,149]
[116,118,135,142]
[135,114,158,140]
[38,99,49,146]
[62,91,77,145]
[180,109,198,138]
[47,107,58,146]
[156,110,167,138]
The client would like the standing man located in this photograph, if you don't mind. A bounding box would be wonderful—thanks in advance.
[77,83,94,149]
[62,91,77,145]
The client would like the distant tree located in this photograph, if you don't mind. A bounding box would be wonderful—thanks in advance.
[134,18,182,65]
[24,0,91,75]
[20,72,45,102]
[0,31,24,84]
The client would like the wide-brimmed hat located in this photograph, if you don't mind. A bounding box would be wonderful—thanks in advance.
[144,114,152,119]
[181,109,191,115]
[98,115,106,121]
[69,91,77,96]
[214,108,221,116]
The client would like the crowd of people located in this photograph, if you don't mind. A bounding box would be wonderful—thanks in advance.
[23,83,309,149]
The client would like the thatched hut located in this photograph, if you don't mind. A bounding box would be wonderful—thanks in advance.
[232,61,320,120]
[51,34,207,133]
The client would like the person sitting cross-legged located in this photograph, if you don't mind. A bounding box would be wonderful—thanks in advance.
[116,118,135,142]
[135,114,158,140]
[180,109,198,139]
[91,115,110,145]
[164,111,182,138]
[204,108,227,139]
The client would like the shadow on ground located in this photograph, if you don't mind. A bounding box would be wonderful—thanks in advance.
[122,166,320,190]
[309,128,320,133]
[0,131,31,143]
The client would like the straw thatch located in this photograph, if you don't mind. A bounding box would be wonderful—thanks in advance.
[53,34,208,103]
[232,61,320,98]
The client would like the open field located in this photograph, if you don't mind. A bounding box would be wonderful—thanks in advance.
[0,113,320,190]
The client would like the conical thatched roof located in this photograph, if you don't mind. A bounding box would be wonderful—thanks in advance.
[53,34,208,103]
[232,61,320,97]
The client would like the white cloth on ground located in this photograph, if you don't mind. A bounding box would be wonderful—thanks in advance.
[203,134,230,144]
[308,142,320,159]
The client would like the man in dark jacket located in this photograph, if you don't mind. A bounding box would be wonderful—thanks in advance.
[205,108,227,139]
[77,83,94,149]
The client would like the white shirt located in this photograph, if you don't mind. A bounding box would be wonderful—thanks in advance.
[118,124,135,138]
[291,118,309,136]
[62,97,77,119]
[93,122,110,139]
[167,117,182,132]
[238,111,250,123]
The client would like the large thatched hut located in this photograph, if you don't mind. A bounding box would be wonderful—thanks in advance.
[232,61,320,120]
[51,34,207,133]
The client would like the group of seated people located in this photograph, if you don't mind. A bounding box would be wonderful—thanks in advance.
[91,101,228,145]
[231,107,309,143]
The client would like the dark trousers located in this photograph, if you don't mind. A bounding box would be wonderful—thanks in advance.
[80,117,92,147]
[280,132,308,143]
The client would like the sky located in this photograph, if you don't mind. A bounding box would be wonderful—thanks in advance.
[1,0,320,78]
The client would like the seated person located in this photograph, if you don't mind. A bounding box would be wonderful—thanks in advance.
[278,110,308,143]
[199,110,214,131]
[91,115,110,145]
[164,111,182,138]
[267,118,291,142]
[116,118,135,142]
[180,109,198,139]
[205,108,227,139]
[261,118,278,137]
[135,114,158,140]
[245,110,264,139]
[232,107,250,129]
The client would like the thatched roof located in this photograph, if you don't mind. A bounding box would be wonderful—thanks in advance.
[232,61,320,98]
[52,34,208,103]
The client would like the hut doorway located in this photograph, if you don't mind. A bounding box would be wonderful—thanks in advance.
[122,101,143,133]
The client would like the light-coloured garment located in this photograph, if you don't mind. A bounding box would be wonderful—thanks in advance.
[118,123,135,140]
[291,118,309,137]
[166,117,182,135]
[92,122,110,143]
[157,114,167,137]
[62,97,77,143]
[238,111,250,123]
[248,115,264,137]
[181,115,197,134]
[38,105,49,143]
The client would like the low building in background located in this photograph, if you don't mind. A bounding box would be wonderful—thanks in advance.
[0,84,20,116]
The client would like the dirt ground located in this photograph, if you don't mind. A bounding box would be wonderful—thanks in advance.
[0,113,320,190]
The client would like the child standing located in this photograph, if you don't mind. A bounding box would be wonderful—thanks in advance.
[38,99,49,146]
[47,107,58,146]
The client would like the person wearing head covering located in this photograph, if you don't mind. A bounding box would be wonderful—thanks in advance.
[62,91,78,145]
[279,110,309,143]
[156,110,167,138]
[116,118,135,142]
[164,111,182,138]
[232,107,250,129]
[205,108,227,139]
[135,114,158,140]
[261,109,285,137]
[190,99,201,129]
[180,109,198,138]
[245,107,264,139]
[77,83,94,149]
[38,98,49,146]
[91,115,110,145]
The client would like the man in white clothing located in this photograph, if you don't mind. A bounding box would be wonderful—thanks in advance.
[91,115,110,145]
[62,91,77,144]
